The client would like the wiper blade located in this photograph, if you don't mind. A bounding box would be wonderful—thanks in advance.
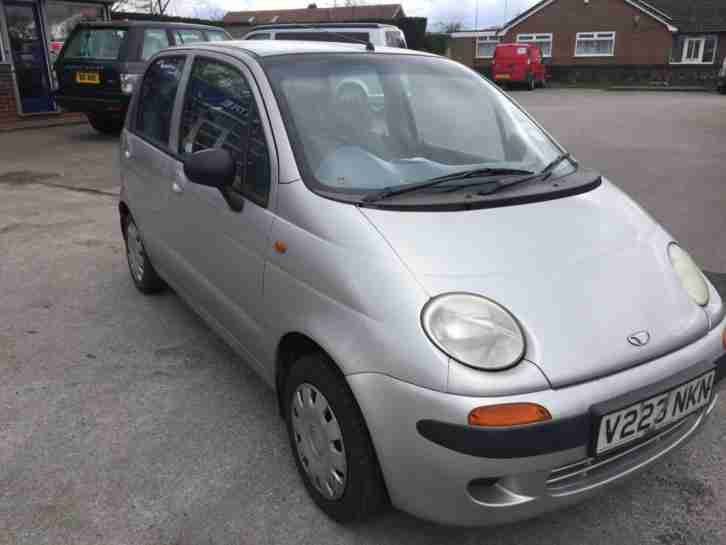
[472,152,575,197]
[539,152,573,179]
[361,167,534,204]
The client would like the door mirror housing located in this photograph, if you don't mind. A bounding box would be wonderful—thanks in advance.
[183,148,236,189]
[183,148,243,211]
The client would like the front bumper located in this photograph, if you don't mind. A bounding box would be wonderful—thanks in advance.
[54,92,129,115]
[348,318,726,526]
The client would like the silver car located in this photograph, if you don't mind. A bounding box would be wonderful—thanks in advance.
[119,40,726,526]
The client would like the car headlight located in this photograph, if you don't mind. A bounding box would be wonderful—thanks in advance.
[120,73,140,95]
[668,243,709,306]
[421,293,525,370]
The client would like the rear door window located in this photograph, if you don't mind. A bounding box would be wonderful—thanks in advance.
[135,55,186,148]
[178,57,271,206]
[246,33,270,40]
[141,29,170,61]
[63,28,127,60]
[173,30,204,44]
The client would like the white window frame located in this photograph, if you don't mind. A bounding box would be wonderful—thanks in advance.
[475,35,500,59]
[574,31,616,58]
[671,35,719,65]
[516,33,553,58]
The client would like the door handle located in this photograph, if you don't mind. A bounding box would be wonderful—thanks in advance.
[123,149,131,159]
[172,182,183,194]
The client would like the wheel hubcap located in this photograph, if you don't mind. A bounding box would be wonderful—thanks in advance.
[126,222,145,282]
[291,383,347,500]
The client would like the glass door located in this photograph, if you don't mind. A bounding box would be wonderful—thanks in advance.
[683,37,705,64]
[4,2,55,114]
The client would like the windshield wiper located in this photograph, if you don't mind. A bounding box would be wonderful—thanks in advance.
[449,152,575,197]
[361,167,534,204]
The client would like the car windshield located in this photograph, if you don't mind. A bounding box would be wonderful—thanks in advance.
[263,54,567,201]
[63,28,127,60]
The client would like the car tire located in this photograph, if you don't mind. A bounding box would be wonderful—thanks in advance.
[284,352,388,523]
[718,85,726,95]
[123,215,165,294]
[87,113,123,135]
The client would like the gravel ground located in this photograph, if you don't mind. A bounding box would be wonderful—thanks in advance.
[1,91,725,545]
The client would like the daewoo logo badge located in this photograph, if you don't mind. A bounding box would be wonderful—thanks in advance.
[628,331,651,347]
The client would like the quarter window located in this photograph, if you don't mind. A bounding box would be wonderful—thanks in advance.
[135,56,185,147]
[206,30,228,42]
[575,32,616,57]
[178,58,271,206]
[516,33,552,57]
[141,29,170,61]
[174,29,204,44]
[385,31,406,48]
[476,35,500,58]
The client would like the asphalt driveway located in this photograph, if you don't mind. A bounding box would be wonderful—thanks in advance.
[1,91,725,545]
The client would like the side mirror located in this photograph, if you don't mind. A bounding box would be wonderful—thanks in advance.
[183,148,243,211]
[183,147,235,189]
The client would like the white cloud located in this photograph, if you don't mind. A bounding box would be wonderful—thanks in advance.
[174,0,540,30]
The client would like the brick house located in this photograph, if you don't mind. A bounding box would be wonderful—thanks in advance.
[223,3,406,39]
[1,0,112,130]
[449,0,726,87]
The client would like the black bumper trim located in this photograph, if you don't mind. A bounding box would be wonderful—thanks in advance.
[416,415,590,459]
[417,355,726,460]
[54,94,129,114]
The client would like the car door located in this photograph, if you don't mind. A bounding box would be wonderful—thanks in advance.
[122,53,187,275]
[167,53,277,364]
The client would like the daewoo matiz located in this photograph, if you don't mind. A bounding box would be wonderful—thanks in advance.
[119,40,726,526]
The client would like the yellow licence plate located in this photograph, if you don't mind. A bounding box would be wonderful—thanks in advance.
[76,71,100,84]
[495,74,511,80]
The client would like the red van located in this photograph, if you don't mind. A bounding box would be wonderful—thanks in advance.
[492,43,547,90]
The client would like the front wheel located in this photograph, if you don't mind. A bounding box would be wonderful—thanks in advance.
[284,353,388,522]
[87,113,123,135]
[123,216,165,294]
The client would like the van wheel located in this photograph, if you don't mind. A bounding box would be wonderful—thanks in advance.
[123,216,165,294]
[87,113,122,135]
[284,352,388,522]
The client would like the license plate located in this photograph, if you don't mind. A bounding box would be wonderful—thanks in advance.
[495,74,511,80]
[595,371,715,455]
[76,71,100,84]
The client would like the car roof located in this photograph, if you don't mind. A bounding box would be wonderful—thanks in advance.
[249,23,399,31]
[76,20,226,31]
[166,40,433,58]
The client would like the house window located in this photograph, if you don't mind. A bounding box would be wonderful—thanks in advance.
[516,33,552,57]
[475,36,500,59]
[575,32,616,57]
[671,35,718,64]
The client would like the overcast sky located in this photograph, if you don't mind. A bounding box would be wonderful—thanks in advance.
[176,0,540,30]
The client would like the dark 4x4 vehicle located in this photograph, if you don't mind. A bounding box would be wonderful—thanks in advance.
[54,21,230,134]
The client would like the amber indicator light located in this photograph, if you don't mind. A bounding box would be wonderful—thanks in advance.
[468,403,552,427]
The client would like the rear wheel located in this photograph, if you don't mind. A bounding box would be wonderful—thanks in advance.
[284,352,388,522]
[87,113,123,135]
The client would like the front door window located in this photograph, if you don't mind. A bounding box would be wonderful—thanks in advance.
[4,2,55,114]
